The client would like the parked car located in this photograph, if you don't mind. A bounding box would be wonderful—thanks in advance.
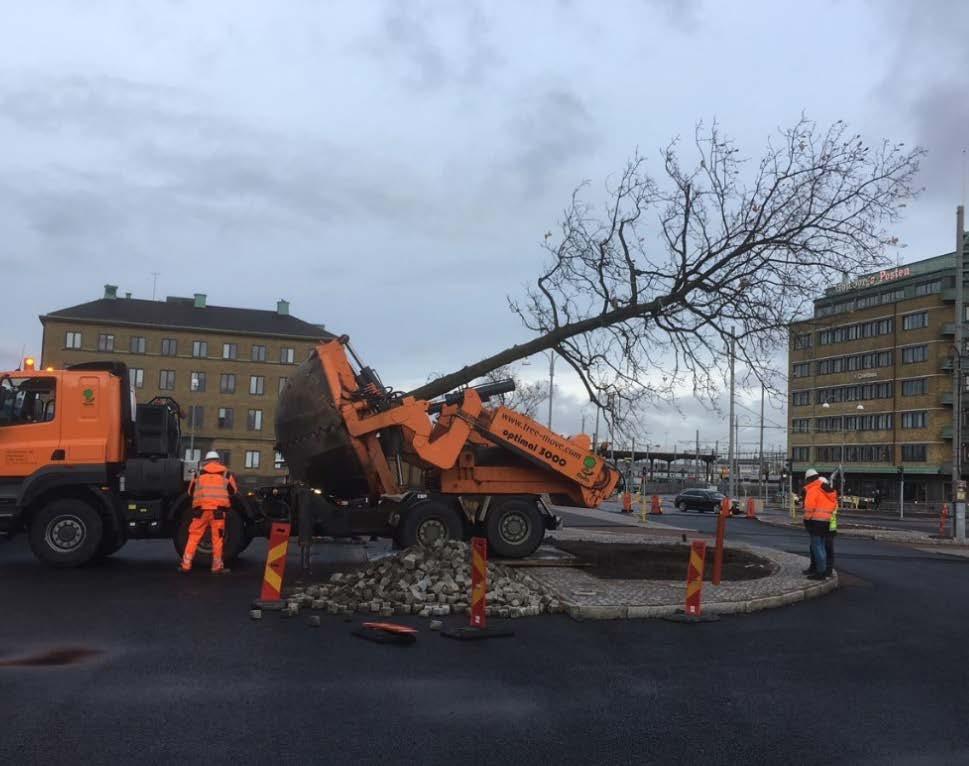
[673,488,726,513]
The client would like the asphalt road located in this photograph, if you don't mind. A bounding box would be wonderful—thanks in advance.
[4,516,969,765]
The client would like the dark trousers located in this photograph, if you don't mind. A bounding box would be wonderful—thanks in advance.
[804,520,835,574]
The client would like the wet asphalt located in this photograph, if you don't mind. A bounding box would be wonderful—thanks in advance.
[3,513,969,766]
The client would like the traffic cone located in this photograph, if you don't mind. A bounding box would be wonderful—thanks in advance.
[651,495,663,515]
[622,491,633,513]
[745,497,758,519]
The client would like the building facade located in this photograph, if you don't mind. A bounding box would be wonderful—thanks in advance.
[788,248,968,503]
[40,286,331,485]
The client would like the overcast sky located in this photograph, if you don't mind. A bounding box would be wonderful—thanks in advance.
[2,0,967,453]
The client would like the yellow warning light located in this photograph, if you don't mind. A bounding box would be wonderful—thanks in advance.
[23,357,35,370]
[46,366,55,372]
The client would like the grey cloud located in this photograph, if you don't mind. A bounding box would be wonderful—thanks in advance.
[506,87,600,197]
[367,1,502,90]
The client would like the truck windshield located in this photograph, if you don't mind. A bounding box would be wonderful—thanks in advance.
[0,376,56,426]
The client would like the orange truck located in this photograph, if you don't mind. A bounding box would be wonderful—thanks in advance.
[0,339,618,567]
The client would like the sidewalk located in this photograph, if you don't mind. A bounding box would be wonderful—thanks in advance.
[756,509,969,548]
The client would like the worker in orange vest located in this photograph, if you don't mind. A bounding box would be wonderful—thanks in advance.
[179,451,238,574]
[800,468,838,580]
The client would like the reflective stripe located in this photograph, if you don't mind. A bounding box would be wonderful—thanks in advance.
[804,480,838,521]
[192,463,232,509]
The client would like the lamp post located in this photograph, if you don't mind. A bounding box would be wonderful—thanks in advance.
[821,401,864,495]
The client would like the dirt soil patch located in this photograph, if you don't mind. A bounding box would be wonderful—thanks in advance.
[551,541,777,581]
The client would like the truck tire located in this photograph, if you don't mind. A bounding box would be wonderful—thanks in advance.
[397,500,463,549]
[28,498,104,568]
[95,534,126,559]
[485,498,545,559]
[173,507,248,565]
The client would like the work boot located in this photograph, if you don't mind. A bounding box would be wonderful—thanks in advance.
[802,567,816,576]
[177,566,190,573]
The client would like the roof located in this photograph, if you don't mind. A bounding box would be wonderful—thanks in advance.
[41,297,333,341]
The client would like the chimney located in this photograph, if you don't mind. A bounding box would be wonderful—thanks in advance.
[104,284,118,300]
[125,292,132,299]
[276,299,290,316]
[194,293,207,309]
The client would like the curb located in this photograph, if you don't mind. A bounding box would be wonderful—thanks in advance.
[561,574,838,620]
[755,515,969,547]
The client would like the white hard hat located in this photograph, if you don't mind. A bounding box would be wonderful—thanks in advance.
[204,450,221,461]
[804,468,819,479]
[819,476,829,485]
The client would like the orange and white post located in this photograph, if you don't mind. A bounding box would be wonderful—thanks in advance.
[259,522,292,601]
[470,536,488,628]
[684,540,707,616]
[650,495,663,515]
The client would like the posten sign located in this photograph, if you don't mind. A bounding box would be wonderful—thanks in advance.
[832,267,911,294]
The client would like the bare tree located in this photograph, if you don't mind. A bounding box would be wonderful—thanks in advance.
[476,364,548,418]
[411,117,924,413]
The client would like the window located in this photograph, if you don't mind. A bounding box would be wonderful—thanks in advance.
[902,345,928,364]
[845,414,893,431]
[792,447,810,462]
[97,334,115,352]
[792,391,811,406]
[274,451,286,469]
[159,370,176,390]
[247,409,263,431]
[0,376,57,426]
[278,377,289,394]
[901,411,927,429]
[220,373,236,394]
[792,418,810,433]
[280,347,295,364]
[192,340,208,358]
[65,331,82,349]
[252,345,266,362]
[902,312,928,330]
[914,280,941,297]
[249,376,265,396]
[844,445,892,463]
[793,333,812,350]
[129,336,146,354]
[218,407,234,429]
[161,338,177,356]
[792,362,811,378]
[190,371,206,392]
[222,343,238,360]
[816,446,842,462]
[245,450,261,469]
[902,378,927,396]
[815,416,843,433]
[187,405,204,429]
[184,448,201,463]
[817,318,894,346]
[217,450,232,467]
[130,368,144,389]
[901,444,927,462]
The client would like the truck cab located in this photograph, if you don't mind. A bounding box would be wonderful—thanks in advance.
[0,359,205,566]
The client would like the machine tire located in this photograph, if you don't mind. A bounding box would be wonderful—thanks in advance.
[28,498,104,568]
[95,534,126,559]
[173,506,248,565]
[397,500,463,549]
[485,497,545,559]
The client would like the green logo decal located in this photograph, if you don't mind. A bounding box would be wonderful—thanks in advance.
[583,456,597,469]
[82,388,95,405]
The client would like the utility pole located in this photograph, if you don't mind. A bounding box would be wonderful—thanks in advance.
[727,332,736,502]
[954,205,966,542]
[547,352,555,430]
[151,271,160,301]
[580,413,586,437]
[758,382,765,504]
[593,406,600,453]
[695,429,700,484]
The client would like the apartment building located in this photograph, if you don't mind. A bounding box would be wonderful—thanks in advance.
[40,286,331,484]
[787,248,967,503]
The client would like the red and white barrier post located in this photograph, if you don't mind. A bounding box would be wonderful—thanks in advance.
[684,540,707,616]
[470,536,488,628]
[259,521,291,602]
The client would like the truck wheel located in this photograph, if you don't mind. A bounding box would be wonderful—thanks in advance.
[397,500,463,549]
[95,534,126,559]
[485,498,544,559]
[173,508,248,565]
[28,499,104,568]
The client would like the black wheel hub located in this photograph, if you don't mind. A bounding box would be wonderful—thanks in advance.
[46,516,86,552]
[499,512,530,545]
[417,518,447,546]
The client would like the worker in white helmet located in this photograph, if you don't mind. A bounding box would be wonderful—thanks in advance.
[180,451,238,574]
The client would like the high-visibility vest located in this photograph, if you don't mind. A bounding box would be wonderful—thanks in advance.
[804,479,838,522]
[192,463,233,510]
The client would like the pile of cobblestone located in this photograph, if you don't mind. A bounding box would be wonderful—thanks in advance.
[282,539,562,619]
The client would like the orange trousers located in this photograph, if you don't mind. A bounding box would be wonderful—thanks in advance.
[181,510,227,572]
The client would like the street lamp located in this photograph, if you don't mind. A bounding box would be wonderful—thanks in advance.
[821,401,864,495]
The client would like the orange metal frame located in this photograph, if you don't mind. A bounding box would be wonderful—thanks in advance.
[314,339,618,507]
